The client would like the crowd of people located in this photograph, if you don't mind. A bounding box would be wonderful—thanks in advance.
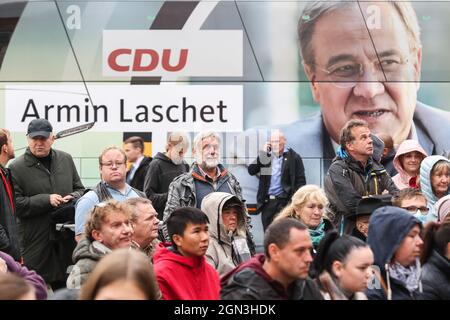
[0,114,449,301]
[1,1,450,301]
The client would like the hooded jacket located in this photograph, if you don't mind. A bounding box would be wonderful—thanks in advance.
[221,254,323,300]
[392,140,428,189]
[420,155,450,221]
[201,192,251,275]
[161,163,243,241]
[366,206,422,300]
[153,242,220,300]
[435,194,450,222]
[143,152,189,218]
[66,238,111,289]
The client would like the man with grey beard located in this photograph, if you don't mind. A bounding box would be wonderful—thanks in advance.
[143,132,190,220]
[161,132,246,243]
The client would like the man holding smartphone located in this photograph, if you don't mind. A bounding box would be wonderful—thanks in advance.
[248,130,306,231]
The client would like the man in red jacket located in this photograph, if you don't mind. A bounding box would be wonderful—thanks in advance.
[153,207,220,300]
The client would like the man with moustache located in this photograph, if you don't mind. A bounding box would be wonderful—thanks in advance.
[161,132,244,242]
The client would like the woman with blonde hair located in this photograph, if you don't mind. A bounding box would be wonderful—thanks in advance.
[80,248,160,300]
[275,185,333,249]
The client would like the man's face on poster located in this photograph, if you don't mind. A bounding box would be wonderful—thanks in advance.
[304,2,422,147]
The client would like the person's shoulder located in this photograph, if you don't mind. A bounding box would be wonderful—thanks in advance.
[76,190,99,205]
[52,148,73,160]
[8,154,26,169]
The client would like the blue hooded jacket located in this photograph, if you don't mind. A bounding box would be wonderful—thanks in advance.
[366,206,422,300]
[420,155,450,221]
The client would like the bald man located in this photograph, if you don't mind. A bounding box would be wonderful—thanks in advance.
[248,130,306,230]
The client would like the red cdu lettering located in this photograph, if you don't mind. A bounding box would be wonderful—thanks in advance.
[108,48,132,72]
[161,49,188,72]
[132,49,159,71]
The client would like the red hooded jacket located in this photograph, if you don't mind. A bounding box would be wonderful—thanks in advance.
[153,242,220,300]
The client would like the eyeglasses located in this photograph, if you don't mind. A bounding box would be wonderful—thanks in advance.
[310,53,413,89]
[402,206,429,213]
[101,161,126,168]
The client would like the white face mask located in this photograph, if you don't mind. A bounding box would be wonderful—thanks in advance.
[413,210,428,224]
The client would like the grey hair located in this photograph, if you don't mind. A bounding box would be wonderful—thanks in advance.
[166,132,190,152]
[298,1,421,69]
[193,131,221,151]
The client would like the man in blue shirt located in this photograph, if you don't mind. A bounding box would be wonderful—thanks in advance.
[74,146,145,242]
[248,130,306,231]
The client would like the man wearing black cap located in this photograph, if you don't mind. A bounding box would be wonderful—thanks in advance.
[349,195,392,242]
[9,118,84,290]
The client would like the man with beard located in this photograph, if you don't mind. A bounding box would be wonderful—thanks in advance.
[143,132,190,220]
[161,132,244,242]
[0,129,20,261]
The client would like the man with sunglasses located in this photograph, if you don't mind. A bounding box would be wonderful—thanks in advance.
[229,1,450,208]
[74,146,145,242]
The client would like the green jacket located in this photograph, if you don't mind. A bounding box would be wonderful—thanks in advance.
[9,148,84,283]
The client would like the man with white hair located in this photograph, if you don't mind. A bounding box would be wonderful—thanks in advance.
[161,132,247,243]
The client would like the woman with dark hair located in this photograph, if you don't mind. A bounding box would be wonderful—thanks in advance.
[420,222,450,300]
[80,248,160,300]
[313,231,374,300]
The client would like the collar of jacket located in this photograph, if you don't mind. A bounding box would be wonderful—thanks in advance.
[191,163,228,183]
[24,147,55,167]
[342,154,385,174]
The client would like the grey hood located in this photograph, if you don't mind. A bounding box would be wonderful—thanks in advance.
[201,192,247,245]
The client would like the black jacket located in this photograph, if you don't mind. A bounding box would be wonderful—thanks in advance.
[324,153,398,232]
[9,148,85,283]
[366,207,422,300]
[221,254,323,300]
[421,250,450,300]
[126,156,152,192]
[248,149,306,212]
[0,165,20,260]
[143,152,189,218]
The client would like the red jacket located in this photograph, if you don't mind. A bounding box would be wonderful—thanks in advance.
[153,242,220,300]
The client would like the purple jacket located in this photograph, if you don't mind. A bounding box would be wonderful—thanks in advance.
[0,251,47,300]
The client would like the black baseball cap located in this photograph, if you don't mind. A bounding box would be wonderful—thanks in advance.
[27,119,53,138]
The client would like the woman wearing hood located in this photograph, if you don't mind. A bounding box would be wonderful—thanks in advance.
[420,155,450,222]
[274,185,333,251]
[201,192,252,276]
[366,206,424,300]
[392,140,427,190]
[434,194,450,223]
